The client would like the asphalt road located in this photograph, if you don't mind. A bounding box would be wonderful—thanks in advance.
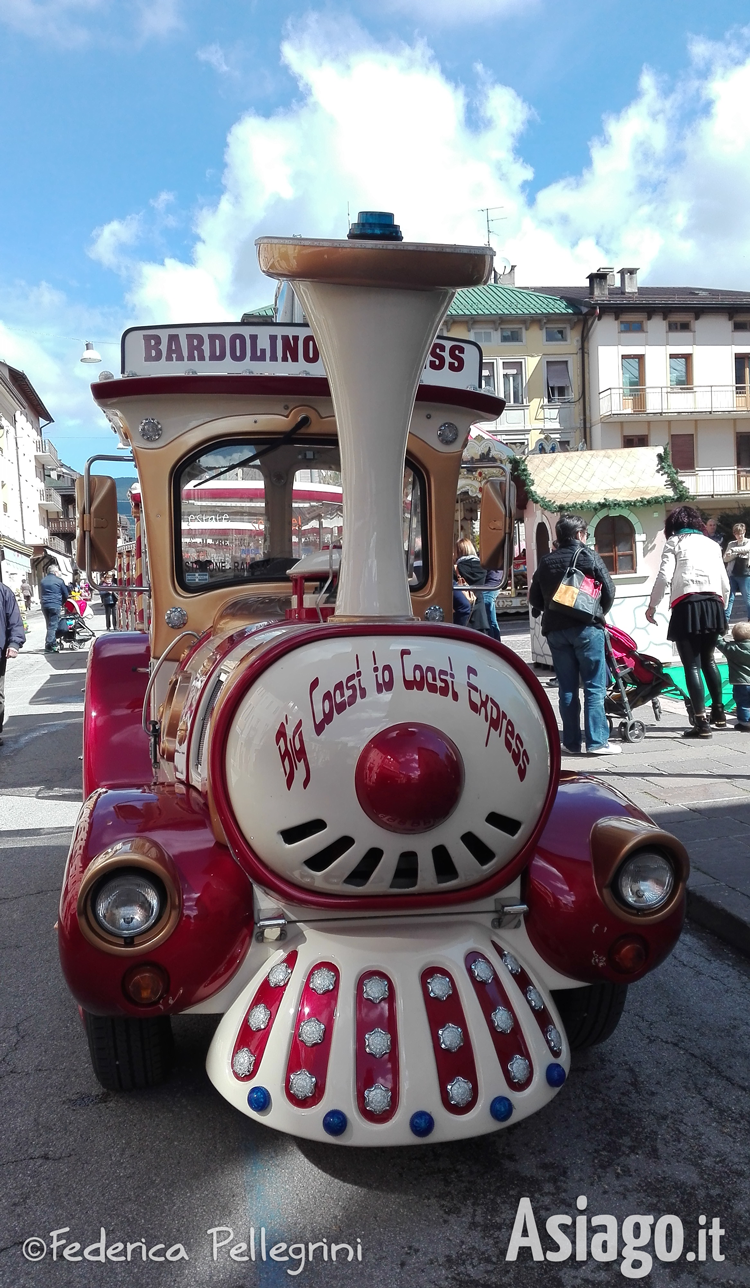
[1,610,749,1288]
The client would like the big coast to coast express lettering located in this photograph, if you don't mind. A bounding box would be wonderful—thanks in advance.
[274,649,531,794]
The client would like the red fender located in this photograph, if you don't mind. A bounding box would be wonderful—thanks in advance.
[83,632,152,796]
[523,773,686,985]
[58,785,254,1017]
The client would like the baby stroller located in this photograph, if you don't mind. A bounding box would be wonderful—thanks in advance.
[603,624,675,743]
[56,597,95,650]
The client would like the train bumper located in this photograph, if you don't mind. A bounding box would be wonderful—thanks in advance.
[207,918,569,1146]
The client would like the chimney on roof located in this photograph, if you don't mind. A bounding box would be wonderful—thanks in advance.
[497,264,516,286]
[619,267,639,294]
[588,270,610,300]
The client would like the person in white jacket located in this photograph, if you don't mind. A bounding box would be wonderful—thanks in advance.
[723,522,750,621]
[646,505,730,739]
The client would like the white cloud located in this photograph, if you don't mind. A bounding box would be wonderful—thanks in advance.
[7,21,750,468]
[197,42,233,75]
[0,282,126,463]
[89,213,144,273]
[0,0,103,47]
[135,0,182,41]
[0,0,184,44]
[108,19,750,322]
[382,0,537,26]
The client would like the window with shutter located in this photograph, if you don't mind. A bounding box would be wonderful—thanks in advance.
[670,434,695,471]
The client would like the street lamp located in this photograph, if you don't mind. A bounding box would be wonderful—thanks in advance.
[80,341,102,363]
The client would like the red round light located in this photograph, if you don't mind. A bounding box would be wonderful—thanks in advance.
[355,722,464,834]
[608,935,648,975]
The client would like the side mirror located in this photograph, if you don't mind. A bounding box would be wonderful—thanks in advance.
[76,475,119,573]
[479,471,516,583]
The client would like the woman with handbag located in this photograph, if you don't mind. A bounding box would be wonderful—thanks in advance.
[453,539,489,631]
[723,522,750,621]
[646,506,730,738]
[528,514,617,756]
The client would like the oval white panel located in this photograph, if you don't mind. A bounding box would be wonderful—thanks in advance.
[223,635,552,896]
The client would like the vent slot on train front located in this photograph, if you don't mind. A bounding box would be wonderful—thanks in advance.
[390,851,419,889]
[432,845,459,884]
[280,819,327,845]
[343,848,384,887]
[461,832,495,866]
[196,673,226,775]
[485,812,522,837]
[303,836,355,872]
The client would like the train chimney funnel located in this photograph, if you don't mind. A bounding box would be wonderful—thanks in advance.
[257,218,493,619]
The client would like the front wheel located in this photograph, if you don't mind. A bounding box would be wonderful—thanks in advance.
[83,1011,174,1091]
[551,982,628,1050]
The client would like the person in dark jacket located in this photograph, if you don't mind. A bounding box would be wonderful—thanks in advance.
[453,539,488,632]
[0,583,25,744]
[528,513,618,756]
[39,563,70,652]
[98,573,118,630]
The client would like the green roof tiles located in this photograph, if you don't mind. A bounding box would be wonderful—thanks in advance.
[446,284,582,318]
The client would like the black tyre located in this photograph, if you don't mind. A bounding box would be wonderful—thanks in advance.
[551,982,628,1051]
[624,719,646,743]
[83,1011,174,1091]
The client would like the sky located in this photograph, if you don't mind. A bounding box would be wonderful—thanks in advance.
[1,0,750,469]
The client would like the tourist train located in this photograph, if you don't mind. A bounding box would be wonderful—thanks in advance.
[59,212,687,1145]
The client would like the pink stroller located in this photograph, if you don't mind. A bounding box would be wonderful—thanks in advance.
[604,624,675,743]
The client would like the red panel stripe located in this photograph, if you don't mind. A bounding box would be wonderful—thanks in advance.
[420,967,478,1115]
[231,949,298,1081]
[284,961,339,1109]
[465,950,533,1090]
[491,940,562,1057]
[355,971,399,1123]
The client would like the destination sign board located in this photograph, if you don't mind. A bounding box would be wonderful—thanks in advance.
[121,323,482,390]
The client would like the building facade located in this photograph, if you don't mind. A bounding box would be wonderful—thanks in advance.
[532,270,750,520]
[440,285,585,453]
[0,360,73,592]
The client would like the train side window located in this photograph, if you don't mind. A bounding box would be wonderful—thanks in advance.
[403,465,427,589]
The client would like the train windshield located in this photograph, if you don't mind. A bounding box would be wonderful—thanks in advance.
[175,437,426,592]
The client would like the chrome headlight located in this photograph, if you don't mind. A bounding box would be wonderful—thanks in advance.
[93,870,163,938]
[615,850,674,911]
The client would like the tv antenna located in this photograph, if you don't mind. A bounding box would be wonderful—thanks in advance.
[478,206,505,246]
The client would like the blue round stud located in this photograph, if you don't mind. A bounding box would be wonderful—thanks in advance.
[247,1085,271,1112]
[409,1111,435,1138]
[490,1095,513,1122]
[322,1110,347,1137]
[546,1063,566,1088]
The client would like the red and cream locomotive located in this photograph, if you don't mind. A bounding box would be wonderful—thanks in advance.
[59,212,688,1145]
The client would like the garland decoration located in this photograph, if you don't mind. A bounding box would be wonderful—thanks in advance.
[655,443,691,502]
[511,447,688,514]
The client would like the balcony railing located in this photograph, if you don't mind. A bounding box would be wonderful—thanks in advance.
[600,385,750,417]
[39,487,63,514]
[35,438,60,466]
[541,400,577,429]
[679,467,750,498]
[48,516,76,535]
